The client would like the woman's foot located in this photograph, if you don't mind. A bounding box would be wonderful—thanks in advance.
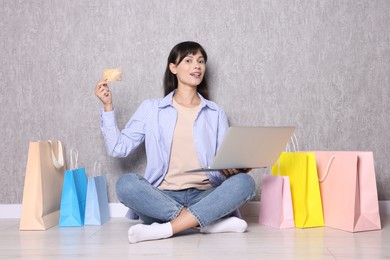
[200,217,248,233]
[128,222,173,243]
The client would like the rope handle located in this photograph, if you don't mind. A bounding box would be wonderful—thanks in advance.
[292,133,299,151]
[48,140,64,169]
[269,159,282,176]
[285,133,299,152]
[270,133,298,176]
[93,161,101,177]
[69,149,79,170]
[318,155,336,182]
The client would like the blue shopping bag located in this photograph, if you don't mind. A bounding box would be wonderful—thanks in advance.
[85,162,110,225]
[59,150,87,227]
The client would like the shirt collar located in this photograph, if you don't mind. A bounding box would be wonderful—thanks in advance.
[158,90,217,111]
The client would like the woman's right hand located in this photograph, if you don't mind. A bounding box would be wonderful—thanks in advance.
[95,78,113,111]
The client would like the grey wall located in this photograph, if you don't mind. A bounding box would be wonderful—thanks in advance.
[1,0,389,203]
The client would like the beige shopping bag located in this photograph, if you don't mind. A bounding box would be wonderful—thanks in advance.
[20,140,66,230]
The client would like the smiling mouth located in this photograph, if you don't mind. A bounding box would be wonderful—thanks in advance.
[190,73,202,77]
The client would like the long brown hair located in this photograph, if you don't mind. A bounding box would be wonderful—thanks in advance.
[163,41,209,99]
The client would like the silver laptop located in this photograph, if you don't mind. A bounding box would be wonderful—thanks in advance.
[186,126,296,172]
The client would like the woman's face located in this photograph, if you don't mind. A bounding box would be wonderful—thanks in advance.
[169,50,206,89]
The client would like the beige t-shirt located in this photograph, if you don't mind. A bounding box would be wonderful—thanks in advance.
[158,99,212,190]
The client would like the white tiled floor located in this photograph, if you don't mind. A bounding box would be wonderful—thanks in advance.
[1,215,389,259]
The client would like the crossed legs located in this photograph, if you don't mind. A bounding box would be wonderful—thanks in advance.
[117,173,256,243]
[128,208,248,243]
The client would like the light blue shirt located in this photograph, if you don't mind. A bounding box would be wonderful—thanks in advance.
[100,91,229,187]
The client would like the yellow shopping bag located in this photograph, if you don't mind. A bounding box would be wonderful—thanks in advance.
[272,152,324,228]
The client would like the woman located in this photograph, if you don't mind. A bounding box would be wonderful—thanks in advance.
[95,41,256,243]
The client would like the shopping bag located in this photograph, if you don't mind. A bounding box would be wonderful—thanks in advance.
[20,140,66,230]
[314,151,381,232]
[272,152,324,228]
[59,150,87,227]
[258,173,294,229]
[85,162,110,225]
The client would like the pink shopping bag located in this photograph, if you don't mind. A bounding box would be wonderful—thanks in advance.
[314,151,381,232]
[258,175,294,229]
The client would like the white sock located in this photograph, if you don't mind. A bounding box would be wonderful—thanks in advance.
[128,222,173,244]
[200,217,248,234]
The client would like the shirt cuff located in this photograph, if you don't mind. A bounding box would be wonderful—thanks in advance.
[100,109,117,128]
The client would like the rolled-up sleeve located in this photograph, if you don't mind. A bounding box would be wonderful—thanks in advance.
[100,109,123,156]
[100,101,149,158]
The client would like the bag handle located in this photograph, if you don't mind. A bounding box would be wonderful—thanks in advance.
[48,140,64,169]
[285,133,299,152]
[272,133,298,175]
[292,133,299,151]
[318,155,336,182]
[273,134,298,175]
[277,159,281,176]
[269,159,282,176]
[93,161,101,177]
[70,149,79,170]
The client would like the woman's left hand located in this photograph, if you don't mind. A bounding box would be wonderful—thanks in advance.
[219,168,252,177]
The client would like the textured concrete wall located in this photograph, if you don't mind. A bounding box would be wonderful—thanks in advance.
[1,0,389,203]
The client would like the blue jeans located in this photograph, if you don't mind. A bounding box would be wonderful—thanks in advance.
[116,173,256,228]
